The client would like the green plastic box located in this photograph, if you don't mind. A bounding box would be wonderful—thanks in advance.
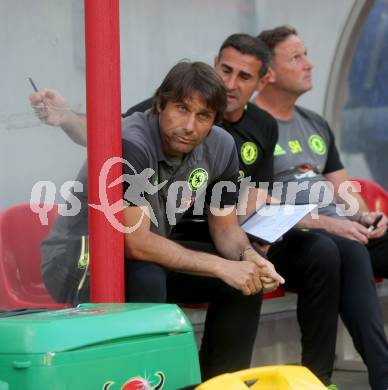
[0,303,201,389]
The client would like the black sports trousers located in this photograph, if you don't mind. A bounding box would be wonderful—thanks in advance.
[125,240,263,382]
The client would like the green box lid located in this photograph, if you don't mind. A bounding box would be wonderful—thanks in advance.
[0,303,192,354]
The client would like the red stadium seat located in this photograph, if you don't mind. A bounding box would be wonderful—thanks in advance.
[0,204,70,311]
[263,288,285,299]
[352,178,388,215]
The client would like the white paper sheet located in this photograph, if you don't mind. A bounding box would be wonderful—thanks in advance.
[241,204,317,244]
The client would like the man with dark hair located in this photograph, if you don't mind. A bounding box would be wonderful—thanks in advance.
[37,60,284,381]
[213,34,276,186]
[217,33,271,78]
[151,61,226,123]
[255,25,388,390]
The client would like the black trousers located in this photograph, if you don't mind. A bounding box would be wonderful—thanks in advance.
[125,240,262,381]
[268,229,388,389]
[368,231,388,278]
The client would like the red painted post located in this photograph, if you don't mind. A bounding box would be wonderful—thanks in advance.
[84,0,124,302]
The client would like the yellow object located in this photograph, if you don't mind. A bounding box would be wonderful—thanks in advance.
[196,365,326,390]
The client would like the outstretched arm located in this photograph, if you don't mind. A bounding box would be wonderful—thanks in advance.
[29,88,87,146]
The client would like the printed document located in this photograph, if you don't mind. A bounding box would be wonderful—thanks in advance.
[241,203,317,244]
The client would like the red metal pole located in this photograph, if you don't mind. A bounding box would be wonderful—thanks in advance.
[84,0,124,302]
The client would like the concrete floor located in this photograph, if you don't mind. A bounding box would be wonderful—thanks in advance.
[332,370,369,390]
